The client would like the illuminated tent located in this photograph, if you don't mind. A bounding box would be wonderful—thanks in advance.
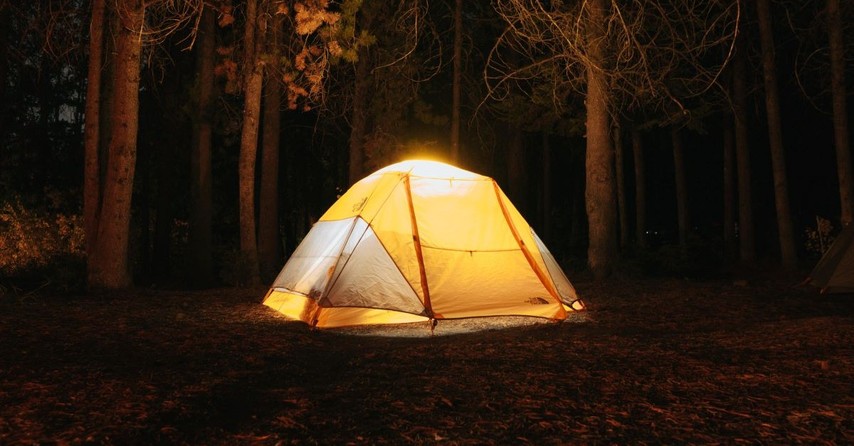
[809,223,854,293]
[263,160,584,328]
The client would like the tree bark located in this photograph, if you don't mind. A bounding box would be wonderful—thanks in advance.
[239,0,264,285]
[153,138,175,281]
[137,154,151,283]
[84,0,105,273]
[756,0,797,269]
[672,127,689,249]
[631,128,647,248]
[723,119,736,260]
[98,12,117,185]
[348,48,369,185]
[614,122,628,249]
[0,7,7,130]
[584,0,617,279]
[450,0,462,163]
[569,149,587,253]
[733,47,756,262]
[259,65,282,282]
[88,1,144,289]
[189,4,215,287]
[828,0,853,225]
[507,125,526,213]
[542,132,553,240]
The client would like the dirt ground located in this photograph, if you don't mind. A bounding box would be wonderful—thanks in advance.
[1,277,852,445]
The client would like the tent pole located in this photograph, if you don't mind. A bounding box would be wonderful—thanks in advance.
[403,175,434,320]
[492,181,567,319]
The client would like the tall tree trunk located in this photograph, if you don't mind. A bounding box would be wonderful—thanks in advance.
[348,48,369,185]
[189,4,215,287]
[828,0,853,225]
[98,13,117,186]
[585,0,617,278]
[569,149,587,253]
[0,7,7,133]
[733,47,756,262]
[672,127,689,249]
[37,56,52,138]
[259,68,282,282]
[613,122,628,249]
[631,128,647,248]
[89,1,144,289]
[238,0,264,285]
[84,0,105,273]
[137,153,151,283]
[756,0,797,269]
[723,120,736,260]
[153,134,175,281]
[450,0,462,163]
[542,132,553,240]
[507,125,526,213]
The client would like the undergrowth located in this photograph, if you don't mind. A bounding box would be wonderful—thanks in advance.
[0,199,85,294]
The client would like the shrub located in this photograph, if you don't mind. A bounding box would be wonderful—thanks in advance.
[0,199,85,288]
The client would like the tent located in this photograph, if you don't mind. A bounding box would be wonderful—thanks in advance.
[809,223,854,293]
[263,160,584,328]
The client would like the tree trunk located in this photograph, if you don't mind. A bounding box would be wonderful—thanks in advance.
[756,0,797,269]
[542,132,553,240]
[239,0,264,285]
[0,8,7,131]
[828,0,853,225]
[259,67,282,282]
[189,4,215,287]
[672,127,689,249]
[98,12,116,186]
[153,134,175,281]
[137,155,151,283]
[507,125,526,213]
[569,149,587,253]
[733,47,756,262]
[348,48,369,185]
[723,119,736,260]
[614,122,628,249]
[450,0,462,163]
[83,0,105,271]
[631,128,647,248]
[584,0,617,279]
[88,1,144,289]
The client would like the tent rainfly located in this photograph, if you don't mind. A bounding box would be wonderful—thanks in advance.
[263,160,584,328]
[809,223,854,293]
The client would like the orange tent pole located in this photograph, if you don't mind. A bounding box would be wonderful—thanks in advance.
[403,175,435,318]
[492,181,567,319]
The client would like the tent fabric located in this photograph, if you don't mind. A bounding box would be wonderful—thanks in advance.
[264,160,584,327]
[809,223,854,293]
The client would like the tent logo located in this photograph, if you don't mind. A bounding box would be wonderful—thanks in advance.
[526,297,550,305]
[351,197,368,213]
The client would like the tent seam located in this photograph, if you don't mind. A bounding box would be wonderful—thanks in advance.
[404,174,435,319]
[491,181,567,319]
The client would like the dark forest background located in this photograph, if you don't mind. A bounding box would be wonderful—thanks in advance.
[1,0,852,291]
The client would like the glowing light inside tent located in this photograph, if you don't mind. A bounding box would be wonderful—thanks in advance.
[373,160,482,181]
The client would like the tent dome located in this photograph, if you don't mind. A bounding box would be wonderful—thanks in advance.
[264,160,584,328]
[372,159,484,180]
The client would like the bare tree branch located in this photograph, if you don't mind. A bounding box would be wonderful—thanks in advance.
[486,0,740,124]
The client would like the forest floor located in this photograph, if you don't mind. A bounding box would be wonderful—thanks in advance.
[1,276,852,445]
